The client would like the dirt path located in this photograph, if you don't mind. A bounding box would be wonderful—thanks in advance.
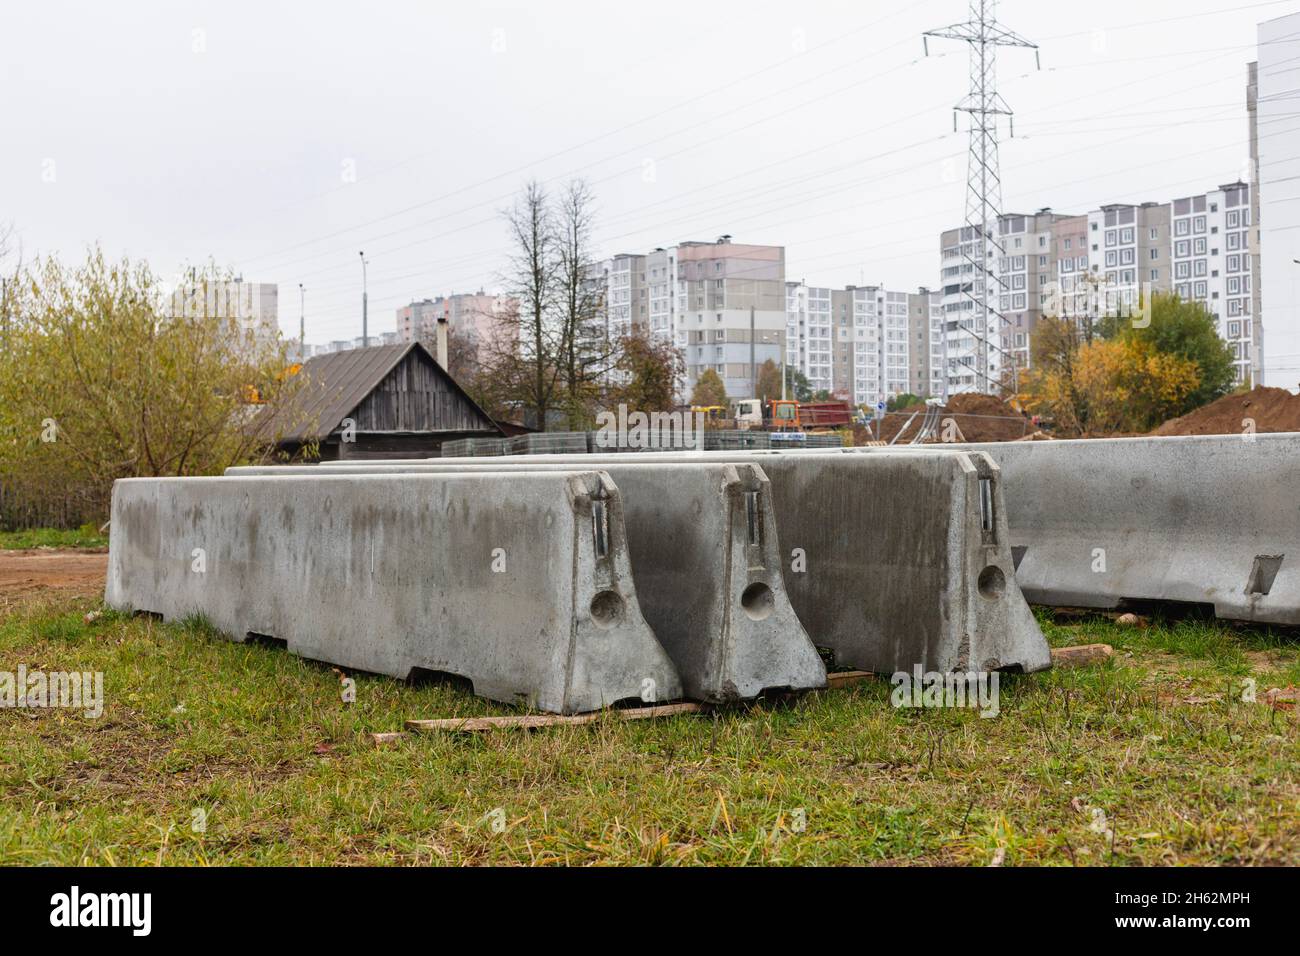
[0,549,108,600]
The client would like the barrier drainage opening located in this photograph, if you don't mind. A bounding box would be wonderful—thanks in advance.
[1247,554,1283,596]
[977,565,1006,599]
[589,590,625,628]
[740,582,775,621]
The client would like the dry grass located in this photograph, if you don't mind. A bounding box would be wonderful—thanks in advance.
[0,593,1297,865]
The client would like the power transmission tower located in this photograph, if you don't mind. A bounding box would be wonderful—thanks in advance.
[925,1,1038,396]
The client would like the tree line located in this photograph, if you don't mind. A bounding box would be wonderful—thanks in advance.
[1018,293,1238,435]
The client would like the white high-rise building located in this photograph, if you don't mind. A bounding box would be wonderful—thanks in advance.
[784,282,834,395]
[938,224,1002,396]
[1170,183,1255,384]
[784,282,943,405]
[1257,12,1300,387]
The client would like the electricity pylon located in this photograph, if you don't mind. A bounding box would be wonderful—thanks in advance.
[925,1,1038,395]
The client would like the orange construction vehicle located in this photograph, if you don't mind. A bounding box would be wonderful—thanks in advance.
[732,398,853,431]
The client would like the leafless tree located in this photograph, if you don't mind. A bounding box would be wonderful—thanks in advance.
[499,179,562,430]
[554,180,615,428]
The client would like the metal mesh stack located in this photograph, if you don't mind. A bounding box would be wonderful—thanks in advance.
[440,437,507,458]
[704,430,772,451]
[506,432,590,456]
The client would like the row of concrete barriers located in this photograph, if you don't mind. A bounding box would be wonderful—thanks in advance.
[456,432,1300,627]
[105,447,1052,713]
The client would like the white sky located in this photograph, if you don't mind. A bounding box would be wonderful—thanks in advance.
[4,0,1297,343]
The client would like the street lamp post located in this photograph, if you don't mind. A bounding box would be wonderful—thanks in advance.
[359,251,369,348]
[298,283,305,358]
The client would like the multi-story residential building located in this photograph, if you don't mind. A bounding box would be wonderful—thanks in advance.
[938,224,998,395]
[784,282,941,405]
[938,210,1077,396]
[397,292,516,367]
[1170,183,1255,383]
[170,278,280,354]
[1049,215,1092,328]
[645,247,678,347]
[784,281,835,395]
[396,299,444,344]
[676,239,786,399]
[1084,201,1172,319]
[997,210,1076,373]
[589,253,648,343]
[910,287,945,400]
[1257,12,1299,387]
[587,238,785,400]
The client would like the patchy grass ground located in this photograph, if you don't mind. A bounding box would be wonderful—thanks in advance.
[0,526,107,551]
[0,586,1296,866]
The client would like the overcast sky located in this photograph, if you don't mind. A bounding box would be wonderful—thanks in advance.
[3,0,1296,343]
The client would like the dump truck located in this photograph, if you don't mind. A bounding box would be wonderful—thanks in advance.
[732,399,853,432]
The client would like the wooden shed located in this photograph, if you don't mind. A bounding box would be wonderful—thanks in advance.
[257,342,502,460]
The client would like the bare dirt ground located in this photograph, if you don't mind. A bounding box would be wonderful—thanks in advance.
[0,549,107,601]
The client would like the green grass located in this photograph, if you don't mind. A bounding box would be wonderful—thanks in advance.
[0,593,1296,866]
[0,525,107,550]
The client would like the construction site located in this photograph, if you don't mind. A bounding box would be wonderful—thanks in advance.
[4,0,1300,934]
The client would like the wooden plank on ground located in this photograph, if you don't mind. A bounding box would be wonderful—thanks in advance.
[825,670,876,689]
[403,702,703,735]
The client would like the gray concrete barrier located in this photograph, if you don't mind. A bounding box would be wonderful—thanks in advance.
[869,434,1300,624]
[228,461,828,701]
[240,449,1050,674]
[105,471,682,713]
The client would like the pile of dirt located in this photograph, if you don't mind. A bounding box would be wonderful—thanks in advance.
[1152,387,1300,436]
[860,393,1034,445]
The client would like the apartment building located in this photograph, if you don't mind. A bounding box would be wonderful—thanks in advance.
[910,287,945,400]
[1050,215,1092,327]
[938,210,1077,396]
[675,239,786,399]
[997,210,1076,373]
[397,292,516,367]
[784,282,835,395]
[1169,183,1255,383]
[1084,202,1172,320]
[784,282,941,405]
[644,247,678,346]
[589,254,648,342]
[1256,12,1299,387]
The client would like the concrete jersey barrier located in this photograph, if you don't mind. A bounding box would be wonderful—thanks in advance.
[227,461,827,701]
[105,471,682,713]
[883,433,1300,624]
[246,449,1050,675]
